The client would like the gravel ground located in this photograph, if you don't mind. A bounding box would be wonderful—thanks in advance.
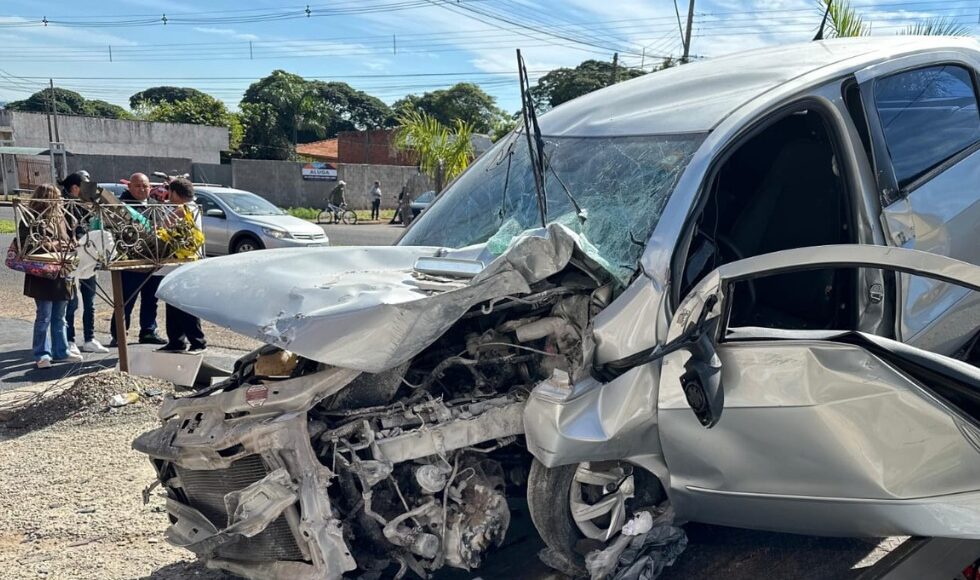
[0,371,232,580]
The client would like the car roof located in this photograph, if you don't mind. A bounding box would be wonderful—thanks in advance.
[538,36,980,137]
[194,186,255,196]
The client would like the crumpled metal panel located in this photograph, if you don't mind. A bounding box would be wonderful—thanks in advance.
[157,224,589,373]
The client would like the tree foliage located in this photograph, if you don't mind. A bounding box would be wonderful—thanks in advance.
[394,109,474,191]
[393,83,503,134]
[820,0,967,38]
[902,17,971,36]
[240,70,395,158]
[129,86,207,109]
[143,93,241,149]
[530,59,647,111]
[6,88,133,119]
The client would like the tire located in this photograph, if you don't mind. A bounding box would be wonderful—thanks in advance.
[528,459,666,571]
[341,210,358,225]
[318,210,335,225]
[232,235,263,254]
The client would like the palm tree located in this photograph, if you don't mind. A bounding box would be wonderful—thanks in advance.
[819,0,970,38]
[820,0,867,38]
[902,17,971,36]
[394,109,474,192]
[262,74,332,145]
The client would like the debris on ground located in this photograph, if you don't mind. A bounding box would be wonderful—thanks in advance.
[586,504,688,580]
[2,371,173,431]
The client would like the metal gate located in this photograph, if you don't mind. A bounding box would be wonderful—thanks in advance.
[17,156,51,189]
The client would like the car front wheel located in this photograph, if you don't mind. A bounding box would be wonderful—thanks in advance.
[527,459,665,571]
[232,235,263,253]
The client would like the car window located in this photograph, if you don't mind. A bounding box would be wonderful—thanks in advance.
[874,64,980,188]
[196,194,219,213]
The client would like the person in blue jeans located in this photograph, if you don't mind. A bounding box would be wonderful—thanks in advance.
[61,171,109,354]
[20,184,84,368]
[109,173,165,347]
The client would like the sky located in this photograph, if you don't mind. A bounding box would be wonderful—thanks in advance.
[0,0,975,114]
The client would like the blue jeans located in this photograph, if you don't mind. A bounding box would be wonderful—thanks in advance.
[66,276,97,343]
[33,299,70,361]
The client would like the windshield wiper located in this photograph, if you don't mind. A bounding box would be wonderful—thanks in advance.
[517,49,586,227]
[517,49,548,229]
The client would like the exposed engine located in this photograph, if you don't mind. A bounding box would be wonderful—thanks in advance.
[134,265,612,579]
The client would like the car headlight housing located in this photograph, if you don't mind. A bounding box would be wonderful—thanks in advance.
[262,227,290,239]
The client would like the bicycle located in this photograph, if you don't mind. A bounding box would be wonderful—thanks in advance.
[317,203,358,225]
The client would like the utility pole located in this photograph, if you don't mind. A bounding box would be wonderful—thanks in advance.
[610,52,619,83]
[682,0,695,64]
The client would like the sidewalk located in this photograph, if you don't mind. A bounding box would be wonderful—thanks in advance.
[0,317,240,394]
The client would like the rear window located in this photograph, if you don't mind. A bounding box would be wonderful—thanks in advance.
[874,64,980,187]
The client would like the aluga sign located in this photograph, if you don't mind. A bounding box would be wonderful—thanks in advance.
[135,36,980,578]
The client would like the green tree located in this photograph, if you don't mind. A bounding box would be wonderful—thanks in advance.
[530,59,647,111]
[6,88,89,115]
[143,93,242,149]
[238,102,292,160]
[311,81,394,137]
[394,109,474,192]
[901,16,970,36]
[129,86,207,109]
[84,99,135,120]
[242,70,333,147]
[393,83,503,133]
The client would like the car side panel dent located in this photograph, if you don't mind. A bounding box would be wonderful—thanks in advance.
[524,364,666,480]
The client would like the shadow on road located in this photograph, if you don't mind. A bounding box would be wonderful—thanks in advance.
[142,560,233,580]
[0,347,118,387]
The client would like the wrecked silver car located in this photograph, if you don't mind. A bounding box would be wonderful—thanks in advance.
[135,37,980,578]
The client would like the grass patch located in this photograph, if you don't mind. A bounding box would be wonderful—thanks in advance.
[284,207,396,222]
[0,219,14,234]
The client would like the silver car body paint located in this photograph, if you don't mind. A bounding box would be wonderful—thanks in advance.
[142,38,980,574]
[653,245,980,536]
[158,223,597,373]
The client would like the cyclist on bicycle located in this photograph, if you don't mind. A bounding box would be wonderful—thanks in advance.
[327,180,347,220]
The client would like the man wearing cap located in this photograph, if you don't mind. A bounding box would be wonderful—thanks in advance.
[327,179,347,221]
[109,172,166,347]
[61,170,109,354]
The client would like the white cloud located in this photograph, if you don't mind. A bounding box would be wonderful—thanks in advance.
[193,27,259,42]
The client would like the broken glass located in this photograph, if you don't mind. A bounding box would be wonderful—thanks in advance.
[401,132,706,284]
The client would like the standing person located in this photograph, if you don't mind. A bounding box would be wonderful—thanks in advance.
[21,184,83,368]
[369,180,382,221]
[61,171,109,354]
[390,185,408,224]
[109,172,166,347]
[158,178,207,353]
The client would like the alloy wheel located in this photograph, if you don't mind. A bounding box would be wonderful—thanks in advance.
[569,462,635,542]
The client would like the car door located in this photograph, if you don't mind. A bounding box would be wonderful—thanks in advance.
[657,245,980,539]
[856,56,980,354]
[195,193,229,255]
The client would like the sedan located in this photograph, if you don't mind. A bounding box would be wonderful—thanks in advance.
[193,186,329,255]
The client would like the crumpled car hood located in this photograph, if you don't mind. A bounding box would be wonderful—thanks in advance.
[157,223,592,373]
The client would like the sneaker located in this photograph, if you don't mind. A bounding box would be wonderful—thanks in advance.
[187,345,208,354]
[139,332,167,345]
[54,353,84,363]
[81,339,109,354]
[67,342,82,356]
[36,356,52,369]
[157,343,188,353]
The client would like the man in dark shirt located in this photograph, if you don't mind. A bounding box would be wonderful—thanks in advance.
[109,172,166,347]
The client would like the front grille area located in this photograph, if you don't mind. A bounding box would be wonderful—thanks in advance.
[175,455,306,561]
[292,233,326,240]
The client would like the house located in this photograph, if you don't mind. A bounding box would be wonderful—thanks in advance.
[296,138,339,163]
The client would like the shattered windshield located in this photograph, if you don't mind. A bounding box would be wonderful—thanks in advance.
[400,132,705,283]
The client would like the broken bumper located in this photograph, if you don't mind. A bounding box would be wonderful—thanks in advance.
[133,369,360,580]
